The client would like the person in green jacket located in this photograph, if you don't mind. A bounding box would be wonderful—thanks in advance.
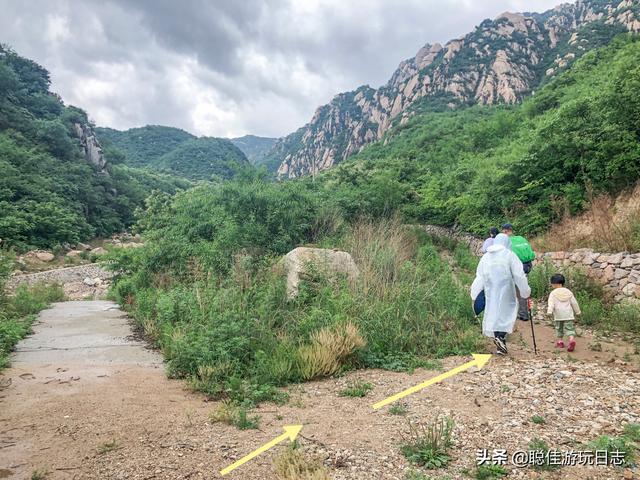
[502,223,536,321]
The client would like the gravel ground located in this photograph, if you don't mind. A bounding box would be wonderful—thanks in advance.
[7,264,113,300]
[1,301,638,480]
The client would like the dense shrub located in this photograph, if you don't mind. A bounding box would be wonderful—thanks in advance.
[109,193,484,403]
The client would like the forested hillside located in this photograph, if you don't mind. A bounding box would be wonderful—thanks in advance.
[319,35,640,237]
[97,125,250,181]
[96,125,194,167]
[0,45,189,250]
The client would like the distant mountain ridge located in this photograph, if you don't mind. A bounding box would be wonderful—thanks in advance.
[270,0,640,178]
[230,135,277,166]
[96,126,250,181]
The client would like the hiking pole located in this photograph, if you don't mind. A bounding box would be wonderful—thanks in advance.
[528,297,538,355]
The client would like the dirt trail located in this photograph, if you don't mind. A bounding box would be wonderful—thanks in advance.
[1,301,639,480]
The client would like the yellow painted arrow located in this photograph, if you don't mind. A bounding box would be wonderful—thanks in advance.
[372,354,491,410]
[220,424,303,476]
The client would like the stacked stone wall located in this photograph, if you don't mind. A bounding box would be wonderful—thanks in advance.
[422,225,640,301]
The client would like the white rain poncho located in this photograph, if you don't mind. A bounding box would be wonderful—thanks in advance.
[470,233,531,337]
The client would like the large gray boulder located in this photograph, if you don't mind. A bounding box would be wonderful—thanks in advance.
[283,247,359,299]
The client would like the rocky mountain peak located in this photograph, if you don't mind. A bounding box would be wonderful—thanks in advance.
[271,0,640,179]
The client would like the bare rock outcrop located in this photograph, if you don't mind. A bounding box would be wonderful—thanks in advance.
[73,123,107,173]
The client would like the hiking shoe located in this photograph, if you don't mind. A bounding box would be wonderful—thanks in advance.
[494,337,508,355]
[567,339,576,352]
[556,340,565,348]
[518,316,530,322]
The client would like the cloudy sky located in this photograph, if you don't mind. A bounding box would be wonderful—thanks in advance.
[0,0,561,138]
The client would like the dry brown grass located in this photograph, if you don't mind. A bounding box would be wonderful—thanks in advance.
[208,400,235,425]
[297,322,366,380]
[533,185,640,253]
[273,444,330,480]
[141,318,160,341]
[342,217,418,297]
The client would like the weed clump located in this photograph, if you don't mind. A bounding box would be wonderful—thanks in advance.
[297,322,366,380]
[531,415,545,425]
[98,439,120,455]
[475,464,508,479]
[338,379,373,398]
[273,443,330,480]
[400,416,454,469]
[209,402,261,430]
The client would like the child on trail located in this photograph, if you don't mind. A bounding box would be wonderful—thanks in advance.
[547,274,581,352]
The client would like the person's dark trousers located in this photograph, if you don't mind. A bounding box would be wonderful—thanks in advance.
[494,332,507,341]
[517,290,529,320]
[517,261,533,320]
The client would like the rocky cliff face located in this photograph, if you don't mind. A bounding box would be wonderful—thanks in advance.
[273,0,640,178]
[73,122,107,173]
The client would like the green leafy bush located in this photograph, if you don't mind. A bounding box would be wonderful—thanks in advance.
[587,435,635,465]
[528,438,560,471]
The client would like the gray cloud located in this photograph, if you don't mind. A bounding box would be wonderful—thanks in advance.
[0,0,561,138]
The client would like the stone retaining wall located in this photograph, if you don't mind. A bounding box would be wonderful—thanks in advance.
[539,250,640,302]
[422,225,484,256]
[422,225,640,302]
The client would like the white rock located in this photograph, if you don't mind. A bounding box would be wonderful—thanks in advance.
[620,256,634,268]
[608,252,624,265]
[35,251,55,262]
[282,247,359,299]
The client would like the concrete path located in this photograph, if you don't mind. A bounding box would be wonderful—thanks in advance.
[0,301,207,479]
[12,301,159,367]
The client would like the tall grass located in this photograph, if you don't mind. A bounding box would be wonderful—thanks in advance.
[533,186,640,252]
[111,219,484,404]
[340,218,417,298]
[1,252,65,369]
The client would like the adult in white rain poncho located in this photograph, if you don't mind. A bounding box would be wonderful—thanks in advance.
[470,233,531,355]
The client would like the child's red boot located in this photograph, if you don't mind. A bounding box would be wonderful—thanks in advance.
[567,339,576,352]
[555,340,565,348]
